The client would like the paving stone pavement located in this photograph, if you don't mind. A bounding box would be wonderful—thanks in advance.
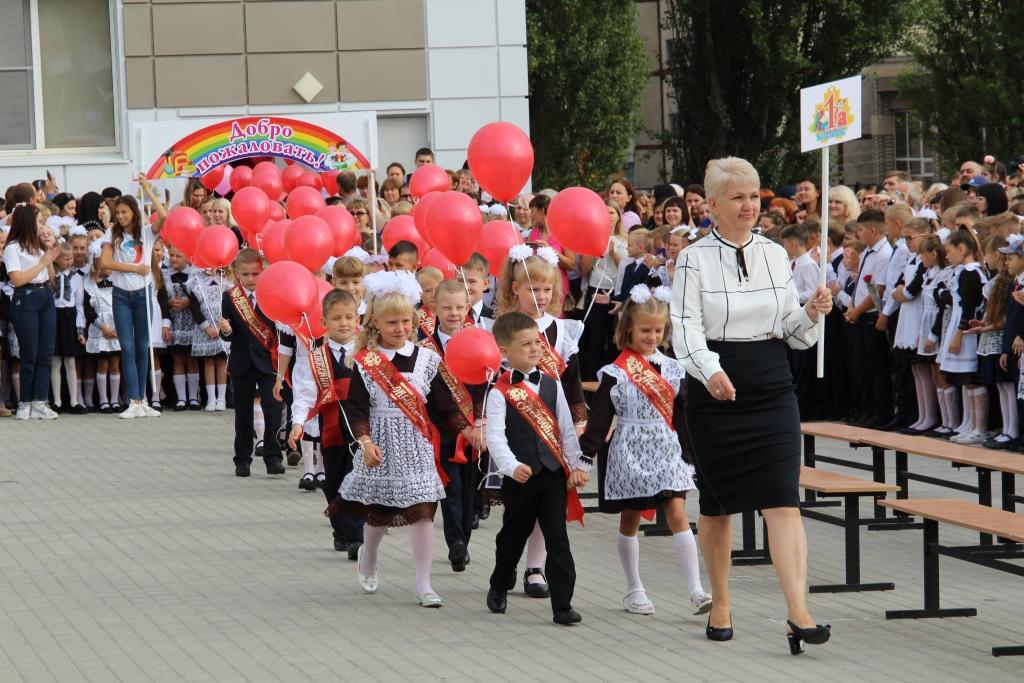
[0,412,1022,682]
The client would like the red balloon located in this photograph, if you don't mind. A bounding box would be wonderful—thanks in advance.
[282,164,305,193]
[194,224,239,269]
[411,191,441,238]
[421,248,457,279]
[253,161,279,177]
[229,165,252,193]
[268,202,285,221]
[476,220,523,277]
[296,172,322,191]
[199,166,225,192]
[321,171,339,196]
[231,186,272,234]
[445,328,503,384]
[424,191,483,266]
[255,261,318,327]
[260,219,291,264]
[547,187,612,258]
[286,185,326,219]
[285,215,334,272]
[301,279,334,339]
[467,122,534,203]
[251,169,283,201]
[409,164,451,198]
[317,205,359,256]
[161,207,205,257]
[381,215,429,257]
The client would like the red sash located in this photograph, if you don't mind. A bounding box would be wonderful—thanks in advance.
[306,340,351,448]
[613,350,676,430]
[495,374,584,525]
[228,285,278,368]
[353,349,448,486]
[418,312,436,340]
[537,329,566,379]
[418,333,477,464]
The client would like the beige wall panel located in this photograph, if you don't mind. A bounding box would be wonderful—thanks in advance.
[246,1,337,53]
[338,49,426,101]
[152,4,244,55]
[155,55,247,106]
[247,52,339,105]
[338,0,425,51]
[123,4,152,57]
[126,57,155,109]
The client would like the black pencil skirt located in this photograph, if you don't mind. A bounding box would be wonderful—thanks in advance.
[684,339,801,516]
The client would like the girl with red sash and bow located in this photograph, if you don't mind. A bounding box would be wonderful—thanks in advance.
[339,271,469,608]
[580,284,711,618]
[494,245,587,599]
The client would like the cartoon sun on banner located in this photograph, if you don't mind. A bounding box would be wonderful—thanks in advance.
[145,116,372,180]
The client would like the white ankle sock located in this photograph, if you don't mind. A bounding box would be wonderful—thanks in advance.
[359,525,386,576]
[96,373,108,405]
[186,372,199,401]
[409,520,435,595]
[673,529,705,596]
[216,383,227,401]
[525,524,547,583]
[205,383,216,405]
[109,374,121,404]
[173,374,186,403]
[616,533,644,594]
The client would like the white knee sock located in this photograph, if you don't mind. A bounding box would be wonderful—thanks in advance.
[971,387,989,435]
[359,524,386,577]
[673,529,705,597]
[63,357,79,407]
[96,373,108,406]
[301,440,315,475]
[616,533,644,594]
[942,387,958,429]
[83,378,95,408]
[314,444,325,475]
[74,372,84,407]
[216,383,227,402]
[173,374,186,404]
[186,372,200,401]
[51,357,63,407]
[908,367,925,430]
[109,374,121,405]
[409,520,435,596]
[958,386,973,433]
[998,382,1019,438]
[918,369,937,429]
[525,523,547,583]
[253,404,265,441]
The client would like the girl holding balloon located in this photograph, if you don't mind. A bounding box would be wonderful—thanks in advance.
[189,267,230,411]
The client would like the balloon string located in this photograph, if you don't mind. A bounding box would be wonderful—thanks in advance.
[572,237,613,349]
[457,266,477,327]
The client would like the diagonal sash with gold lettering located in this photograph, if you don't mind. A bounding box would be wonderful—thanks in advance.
[228,285,278,367]
[418,311,436,340]
[613,350,676,430]
[353,349,448,486]
[305,340,352,447]
[418,333,477,464]
[495,373,584,525]
[537,329,567,379]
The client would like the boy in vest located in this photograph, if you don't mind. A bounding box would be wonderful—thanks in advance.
[484,312,590,625]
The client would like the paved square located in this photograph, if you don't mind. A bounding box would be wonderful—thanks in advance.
[0,413,1021,681]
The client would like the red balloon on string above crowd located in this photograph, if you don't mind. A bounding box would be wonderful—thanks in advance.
[467,122,534,203]
[382,214,429,257]
[424,191,482,266]
[547,187,612,257]
[255,261,318,328]
[161,207,205,257]
[193,224,239,270]
[409,163,451,198]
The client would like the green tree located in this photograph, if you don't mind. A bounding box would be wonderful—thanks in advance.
[526,0,649,189]
[898,0,1024,177]
[662,0,914,186]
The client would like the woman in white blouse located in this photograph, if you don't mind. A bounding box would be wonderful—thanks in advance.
[2,205,61,419]
[671,157,833,653]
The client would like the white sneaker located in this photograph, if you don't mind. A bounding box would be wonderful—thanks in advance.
[959,431,986,446]
[15,403,32,420]
[204,400,217,412]
[623,590,656,615]
[356,546,378,594]
[30,402,58,420]
[140,402,161,418]
[119,402,142,420]
[690,589,713,615]
[417,592,443,608]
[214,398,226,411]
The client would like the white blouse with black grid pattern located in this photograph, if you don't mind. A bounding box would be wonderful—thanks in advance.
[670,229,819,386]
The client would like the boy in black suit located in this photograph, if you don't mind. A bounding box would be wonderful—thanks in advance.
[611,229,660,304]
[218,248,285,477]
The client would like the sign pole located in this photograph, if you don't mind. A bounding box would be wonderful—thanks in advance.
[817,146,830,378]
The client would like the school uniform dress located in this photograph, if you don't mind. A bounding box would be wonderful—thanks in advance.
[164,268,198,352]
[53,269,85,358]
[580,352,695,511]
[938,263,986,382]
[189,275,229,357]
[83,278,120,355]
[923,266,955,357]
[892,257,927,355]
[671,229,818,516]
[1002,275,1024,392]
[340,342,465,527]
[977,278,1008,385]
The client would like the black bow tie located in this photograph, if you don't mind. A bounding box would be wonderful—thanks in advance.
[510,369,542,385]
[98,279,112,289]
[171,272,189,284]
[72,269,85,277]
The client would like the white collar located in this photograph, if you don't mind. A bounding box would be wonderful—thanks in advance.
[795,252,814,266]
[472,300,484,317]
[437,328,453,347]
[327,338,351,354]
[242,286,255,299]
[536,312,556,331]
[642,350,664,363]
[379,340,415,359]
[830,246,843,259]
[866,235,888,252]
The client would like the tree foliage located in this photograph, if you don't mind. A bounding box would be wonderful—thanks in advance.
[662,0,913,186]
[898,0,1024,177]
[526,0,649,189]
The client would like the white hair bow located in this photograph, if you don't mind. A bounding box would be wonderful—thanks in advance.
[362,270,422,305]
[628,285,652,304]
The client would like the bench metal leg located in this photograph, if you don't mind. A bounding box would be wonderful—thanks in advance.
[886,519,977,620]
[810,494,895,593]
[999,473,1017,544]
[992,645,1024,656]
[977,469,993,545]
[871,446,887,520]
[803,434,817,504]
[732,510,772,565]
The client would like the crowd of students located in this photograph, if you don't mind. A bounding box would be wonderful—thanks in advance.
[3,150,1023,633]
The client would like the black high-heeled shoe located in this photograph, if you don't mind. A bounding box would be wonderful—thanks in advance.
[786,620,831,655]
[705,614,733,642]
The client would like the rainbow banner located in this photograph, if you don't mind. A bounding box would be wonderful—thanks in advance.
[145,116,372,179]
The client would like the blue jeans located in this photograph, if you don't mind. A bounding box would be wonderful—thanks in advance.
[112,286,151,401]
[12,285,56,402]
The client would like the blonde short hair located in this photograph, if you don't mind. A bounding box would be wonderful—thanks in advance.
[829,185,861,222]
[704,157,760,201]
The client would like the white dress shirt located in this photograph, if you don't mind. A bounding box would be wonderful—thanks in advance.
[851,235,893,311]
[791,252,820,305]
[588,235,628,290]
[484,369,589,478]
[2,240,50,284]
[291,338,353,436]
[670,229,818,386]
[827,247,845,287]
[882,239,911,316]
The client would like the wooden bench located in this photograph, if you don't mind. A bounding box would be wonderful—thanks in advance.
[799,466,899,593]
[879,498,1024,657]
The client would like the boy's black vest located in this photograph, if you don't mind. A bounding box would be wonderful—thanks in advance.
[504,374,561,474]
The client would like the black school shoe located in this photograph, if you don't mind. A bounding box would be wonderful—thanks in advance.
[553,608,582,625]
[265,459,286,475]
[235,462,251,477]
[486,588,507,614]
[333,533,346,552]
[523,568,550,598]
[347,541,361,561]
[448,542,467,573]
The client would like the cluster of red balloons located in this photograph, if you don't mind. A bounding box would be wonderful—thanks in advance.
[161,207,239,270]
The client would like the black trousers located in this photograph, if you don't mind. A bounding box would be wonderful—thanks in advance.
[322,443,364,542]
[232,369,283,465]
[440,453,476,549]
[489,468,576,612]
[578,288,615,382]
[824,308,850,417]
[888,311,916,424]
[842,320,866,417]
[858,319,894,422]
